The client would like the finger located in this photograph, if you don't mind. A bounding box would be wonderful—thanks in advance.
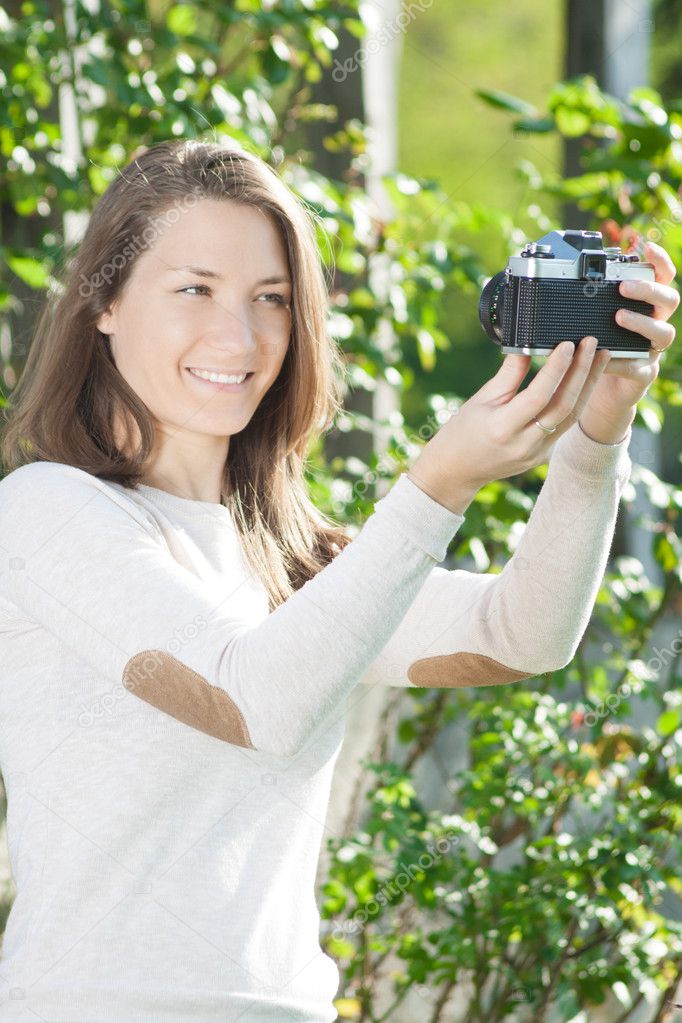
[502,340,579,432]
[615,308,675,348]
[529,347,612,441]
[522,337,605,433]
[602,356,661,380]
[478,352,531,402]
[643,240,677,286]
[619,279,680,318]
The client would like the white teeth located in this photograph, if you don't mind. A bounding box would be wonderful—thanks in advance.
[189,368,248,384]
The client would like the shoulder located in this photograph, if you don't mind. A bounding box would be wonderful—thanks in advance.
[0,461,162,540]
[1,460,97,491]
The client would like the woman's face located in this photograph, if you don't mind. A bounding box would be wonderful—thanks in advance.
[96,198,292,454]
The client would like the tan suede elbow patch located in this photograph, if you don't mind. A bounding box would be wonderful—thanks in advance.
[122,651,255,749]
[407,651,535,688]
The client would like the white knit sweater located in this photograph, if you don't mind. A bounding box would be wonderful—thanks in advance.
[0,422,631,1021]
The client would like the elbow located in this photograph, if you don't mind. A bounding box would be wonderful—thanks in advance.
[545,651,578,675]
[530,647,577,677]
[481,616,583,681]
[259,736,306,759]
[541,632,587,675]
[246,722,311,760]
[407,651,556,688]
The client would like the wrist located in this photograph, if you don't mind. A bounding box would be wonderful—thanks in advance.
[406,469,478,516]
[578,406,636,446]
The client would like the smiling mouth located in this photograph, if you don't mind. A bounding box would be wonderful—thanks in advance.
[184,369,258,397]
[186,368,255,381]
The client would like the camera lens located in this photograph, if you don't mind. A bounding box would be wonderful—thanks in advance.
[478,271,507,344]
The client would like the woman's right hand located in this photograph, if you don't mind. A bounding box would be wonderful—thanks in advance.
[407,337,613,515]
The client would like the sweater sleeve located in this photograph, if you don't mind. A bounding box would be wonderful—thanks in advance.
[0,461,465,759]
[357,422,633,689]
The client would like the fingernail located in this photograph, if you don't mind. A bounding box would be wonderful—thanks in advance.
[559,341,574,357]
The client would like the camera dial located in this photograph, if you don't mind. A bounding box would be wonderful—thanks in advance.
[520,243,554,258]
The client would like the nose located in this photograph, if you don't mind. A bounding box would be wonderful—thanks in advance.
[205,299,259,362]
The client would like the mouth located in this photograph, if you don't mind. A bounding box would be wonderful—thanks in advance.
[185,368,255,392]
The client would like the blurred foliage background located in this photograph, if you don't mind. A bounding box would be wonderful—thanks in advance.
[1,0,682,1020]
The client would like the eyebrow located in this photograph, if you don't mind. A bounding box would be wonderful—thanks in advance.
[167,266,291,286]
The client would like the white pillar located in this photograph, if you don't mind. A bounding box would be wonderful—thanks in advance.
[58,0,89,248]
[323,0,406,842]
[362,0,403,497]
[603,0,652,99]
[603,0,661,591]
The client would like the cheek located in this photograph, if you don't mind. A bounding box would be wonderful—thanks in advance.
[117,336,184,406]
[111,302,170,362]
[262,348,288,390]
[264,331,290,371]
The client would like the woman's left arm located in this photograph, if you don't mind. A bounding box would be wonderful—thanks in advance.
[358,238,679,690]
[358,424,632,688]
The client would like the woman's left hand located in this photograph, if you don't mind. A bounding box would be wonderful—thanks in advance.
[578,240,679,444]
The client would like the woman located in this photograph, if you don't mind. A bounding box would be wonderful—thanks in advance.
[0,139,677,1021]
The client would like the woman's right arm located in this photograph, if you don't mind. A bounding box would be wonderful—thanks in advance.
[0,460,466,760]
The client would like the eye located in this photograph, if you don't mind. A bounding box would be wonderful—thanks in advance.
[177,284,211,297]
[258,293,290,307]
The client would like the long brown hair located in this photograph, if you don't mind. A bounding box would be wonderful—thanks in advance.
[1,138,353,609]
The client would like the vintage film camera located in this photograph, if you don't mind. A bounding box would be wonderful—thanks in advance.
[478,229,656,358]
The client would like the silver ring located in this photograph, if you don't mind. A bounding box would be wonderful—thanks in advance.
[534,418,557,434]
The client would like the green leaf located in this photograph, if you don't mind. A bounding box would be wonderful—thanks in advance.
[262,43,290,86]
[654,533,682,573]
[554,107,592,136]
[13,194,40,215]
[513,116,556,134]
[656,708,681,737]
[475,88,537,117]
[166,4,198,35]
[327,937,356,959]
[5,255,49,289]
[397,719,418,743]
[416,328,436,371]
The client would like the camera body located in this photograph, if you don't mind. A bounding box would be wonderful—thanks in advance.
[478,229,656,358]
